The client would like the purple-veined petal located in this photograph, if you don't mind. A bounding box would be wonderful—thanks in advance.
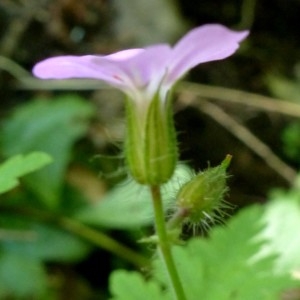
[164,24,249,86]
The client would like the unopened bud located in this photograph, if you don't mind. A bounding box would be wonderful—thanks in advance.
[175,155,231,224]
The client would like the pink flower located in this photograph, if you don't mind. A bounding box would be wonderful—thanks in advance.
[33,24,248,103]
[33,24,248,184]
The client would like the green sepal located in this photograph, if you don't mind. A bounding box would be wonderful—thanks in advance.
[125,94,177,185]
[125,99,146,183]
[144,94,177,184]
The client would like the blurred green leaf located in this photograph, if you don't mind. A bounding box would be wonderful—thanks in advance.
[74,164,192,229]
[0,252,47,298]
[258,188,300,274]
[1,95,94,208]
[109,270,170,300]
[0,152,52,194]
[1,219,91,262]
[75,180,153,228]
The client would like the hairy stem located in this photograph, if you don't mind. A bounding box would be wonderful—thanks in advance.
[150,185,186,300]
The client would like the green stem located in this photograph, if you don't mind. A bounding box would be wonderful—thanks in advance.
[150,185,187,300]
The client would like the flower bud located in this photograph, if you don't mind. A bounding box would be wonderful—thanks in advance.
[175,155,231,224]
[125,93,177,185]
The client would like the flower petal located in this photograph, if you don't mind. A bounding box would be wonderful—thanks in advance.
[32,49,144,88]
[32,46,171,98]
[117,44,171,89]
[105,49,145,61]
[165,24,249,86]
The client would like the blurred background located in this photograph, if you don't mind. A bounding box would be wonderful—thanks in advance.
[0,0,300,299]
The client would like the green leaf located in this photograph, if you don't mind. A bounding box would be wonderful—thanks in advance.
[154,205,296,299]
[74,164,192,229]
[0,252,47,298]
[109,270,170,300]
[109,205,297,299]
[1,95,94,208]
[1,220,91,262]
[75,180,153,228]
[258,188,300,274]
[0,152,52,194]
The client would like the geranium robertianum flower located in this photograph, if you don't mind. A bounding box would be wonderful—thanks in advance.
[33,24,248,185]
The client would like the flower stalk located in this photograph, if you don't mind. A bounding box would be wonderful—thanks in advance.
[150,185,187,300]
